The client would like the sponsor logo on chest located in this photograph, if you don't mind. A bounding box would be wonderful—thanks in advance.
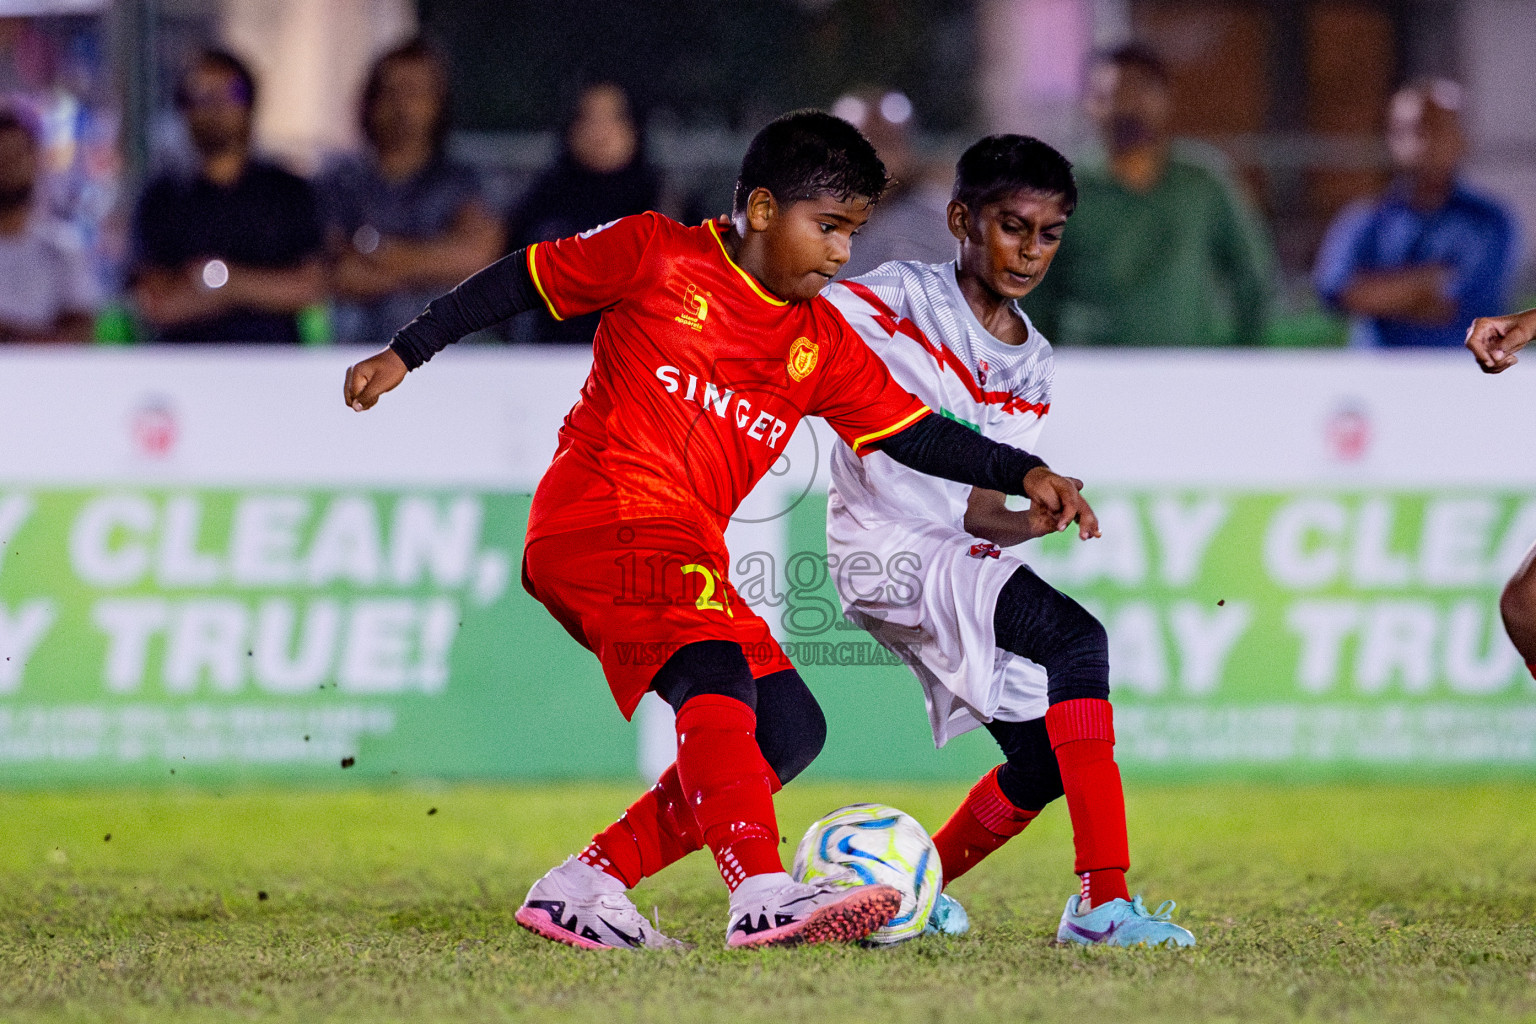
[654,365,791,450]
[675,282,710,331]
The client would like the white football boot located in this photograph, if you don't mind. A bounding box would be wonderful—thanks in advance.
[724,872,902,948]
[515,856,688,950]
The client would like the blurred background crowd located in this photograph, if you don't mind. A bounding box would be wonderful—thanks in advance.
[0,0,1531,351]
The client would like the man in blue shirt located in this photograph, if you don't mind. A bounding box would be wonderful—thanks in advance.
[1315,79,1515,349]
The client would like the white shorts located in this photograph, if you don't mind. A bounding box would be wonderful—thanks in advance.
[827,502,1048,747]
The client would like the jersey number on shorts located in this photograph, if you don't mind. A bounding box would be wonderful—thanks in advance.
[682,563,733,617]
[612,553,732,616]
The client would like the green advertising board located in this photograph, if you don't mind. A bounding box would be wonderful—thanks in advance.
[0,489,640,783]
[3,484,1530,785]
[2,349,1533,784]
[786,489,1536,781]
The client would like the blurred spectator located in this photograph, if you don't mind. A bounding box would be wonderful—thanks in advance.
[0,110,99,342]
[504,81,659,344]
[832,88,953,278]
[318,39,502,347]
[131,49,324,344]
[1025,44,1275,347]
[1315,80,1514,349]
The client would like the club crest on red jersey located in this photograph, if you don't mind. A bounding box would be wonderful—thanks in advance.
[968,541,1001,560]
[787,336,819,382]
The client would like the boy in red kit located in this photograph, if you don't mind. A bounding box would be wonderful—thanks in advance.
[344,111,1096,950]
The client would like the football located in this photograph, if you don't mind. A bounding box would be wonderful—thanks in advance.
[792,803,943,945]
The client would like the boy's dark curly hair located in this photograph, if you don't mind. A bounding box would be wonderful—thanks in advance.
[953,134,1077,216]
[734,109,889,214]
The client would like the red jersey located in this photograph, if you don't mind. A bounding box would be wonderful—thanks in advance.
[523,213,931,544]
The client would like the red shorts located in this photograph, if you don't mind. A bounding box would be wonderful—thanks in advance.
[522,517,793,719]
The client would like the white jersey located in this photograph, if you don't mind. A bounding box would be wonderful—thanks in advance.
[823,260,1055,746]
[825,261,1053,532]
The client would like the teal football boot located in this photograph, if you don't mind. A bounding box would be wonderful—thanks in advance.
[924,892,971,936]
[1056,894,1195,948]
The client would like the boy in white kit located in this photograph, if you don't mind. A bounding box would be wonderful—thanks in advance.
[824,135,1194,947]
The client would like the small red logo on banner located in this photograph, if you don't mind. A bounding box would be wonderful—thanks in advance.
[1324,403,1371,463]
[130,399,178,459]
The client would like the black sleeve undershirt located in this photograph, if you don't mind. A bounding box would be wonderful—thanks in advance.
[389,247,541,369]
[869,412,1047,496]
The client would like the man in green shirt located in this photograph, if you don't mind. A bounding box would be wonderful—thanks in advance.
[1025,44,1275,347]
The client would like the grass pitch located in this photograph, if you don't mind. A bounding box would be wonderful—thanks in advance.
[2,781,1536,1023]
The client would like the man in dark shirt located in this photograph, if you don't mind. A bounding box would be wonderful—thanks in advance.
[131,49,324,344]
[503,82,660,345]
[318,39,502,347]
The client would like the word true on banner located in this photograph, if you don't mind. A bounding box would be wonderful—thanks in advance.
[1025,491,1533,707]
[0,490,514,729]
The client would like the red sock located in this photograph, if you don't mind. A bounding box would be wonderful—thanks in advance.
[931,766,1038,885]
[1046,698,1130,908]
[578,707,794,889]
[673,694,783,890]
[580,762,703,887]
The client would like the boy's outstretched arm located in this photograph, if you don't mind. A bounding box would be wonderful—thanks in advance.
[965,486,1080,547]
[343,245,545,410]
[870,414,1099,540]
[1466,308,1536,374]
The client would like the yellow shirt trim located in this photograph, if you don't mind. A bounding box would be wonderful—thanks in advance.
[707,220,788,307]
[851,406,931,454]
[526,243,565,321]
